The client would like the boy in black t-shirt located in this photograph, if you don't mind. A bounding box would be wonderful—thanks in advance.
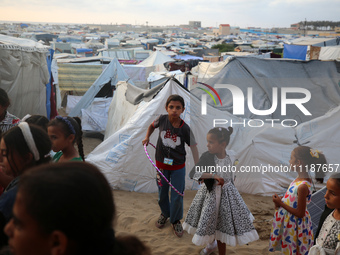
[142,94,199,237]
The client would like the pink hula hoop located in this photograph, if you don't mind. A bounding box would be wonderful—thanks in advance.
[143,143,184,197]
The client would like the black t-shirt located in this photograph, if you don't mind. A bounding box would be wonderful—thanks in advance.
[153,115,196,170]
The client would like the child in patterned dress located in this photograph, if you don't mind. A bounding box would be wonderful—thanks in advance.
[309,172,340,255]
[269,146,327,255]
[183,127,259,255]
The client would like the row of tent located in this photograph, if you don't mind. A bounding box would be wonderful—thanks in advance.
[80,57,340,196]
[1,34,340,196]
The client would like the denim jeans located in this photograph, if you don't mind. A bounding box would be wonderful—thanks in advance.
[158,167,185,224]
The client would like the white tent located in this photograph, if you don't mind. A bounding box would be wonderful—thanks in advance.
[138,50,174,69]
[86,58,340,196]
[319,46,340,61]
[0,34,50,118]
[118,51,176,89]
[87,79,338,196]
[122,65,154,89]
[69,58,133,118]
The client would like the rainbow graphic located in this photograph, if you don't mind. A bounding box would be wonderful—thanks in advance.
[197,82,223,106]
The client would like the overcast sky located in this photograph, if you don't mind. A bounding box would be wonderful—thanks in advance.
[1,0,339,28]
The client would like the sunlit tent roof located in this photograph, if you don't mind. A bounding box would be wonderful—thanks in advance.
[138,51,175,67]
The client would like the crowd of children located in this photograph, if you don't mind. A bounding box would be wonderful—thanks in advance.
[0,88,339,255]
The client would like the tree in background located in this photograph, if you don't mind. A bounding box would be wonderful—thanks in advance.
[298,20,340,30]
[211,43,234,53]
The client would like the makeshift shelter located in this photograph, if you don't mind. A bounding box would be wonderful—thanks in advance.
[318,45,340,61]
[86,57,340,195]
[0,34,50,118]
[284,37,340,60]
[191,59,230,79]
[138,50,175,70]
[120,51,175,89]
[58,63,104,93]
[68,58,133,131]
[122,65,154,89]
[191,57,340,124]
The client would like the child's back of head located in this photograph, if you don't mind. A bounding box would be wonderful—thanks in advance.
[7,162,115,255]
[1,123,51,176]
[24,115,49,132]
[294,146,327,183]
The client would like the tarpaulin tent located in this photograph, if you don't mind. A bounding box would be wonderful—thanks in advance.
[0,34,50,118]
[69,58,133,117]
[86,78,340,195]
[283,44,308,60]
[190,57,340,124]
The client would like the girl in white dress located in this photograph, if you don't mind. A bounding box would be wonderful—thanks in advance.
[183,127,259,255]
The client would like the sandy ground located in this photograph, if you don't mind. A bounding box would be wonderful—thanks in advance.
[82,135,281,255]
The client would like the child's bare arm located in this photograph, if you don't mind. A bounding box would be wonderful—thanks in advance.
[273,184,308,218]
[190,145,199,165]
[142,124,155,145]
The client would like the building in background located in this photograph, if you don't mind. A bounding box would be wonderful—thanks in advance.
[219,24,230,35]
[189,21,201,28]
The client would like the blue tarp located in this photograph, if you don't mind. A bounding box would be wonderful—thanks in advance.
[76,48,93,53]
[45,49,54,119]
[283,44,308,60]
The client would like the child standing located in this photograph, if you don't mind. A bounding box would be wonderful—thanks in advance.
[183,127,259,255]
[47,116,85,162]
[309,173,340,255]
[269,146,326,254]
[142,94,199,238]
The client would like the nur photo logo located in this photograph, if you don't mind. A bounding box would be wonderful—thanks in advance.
[199,83,312,128]
[197,82,223,114]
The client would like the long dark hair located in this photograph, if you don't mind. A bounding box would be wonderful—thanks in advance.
[0,88,10,108]
[294,146,327,183]
[2,124,51,177]
[208,126,233,145]
[205,126,233,192]
[25,115,49,132]
[48,116,85,161]
[18,162,115,255]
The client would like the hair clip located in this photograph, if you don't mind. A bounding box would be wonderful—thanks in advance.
[56,116,76,134]
[219,127,222,131]
[310,149,320,158]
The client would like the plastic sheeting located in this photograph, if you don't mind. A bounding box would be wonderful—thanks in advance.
[86,80,304,195]
[191,59,230,79]
[191,57,340,124]
[69,58,132,117]
[81,97,113,132]
[123,65,155,89]
[138,51,175,67]
[283,44,308,60]
[0,35,49,118]
[67,95,112,132]
[319,46,340,61]
[58,63,103,92]
[86,57,340,195]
